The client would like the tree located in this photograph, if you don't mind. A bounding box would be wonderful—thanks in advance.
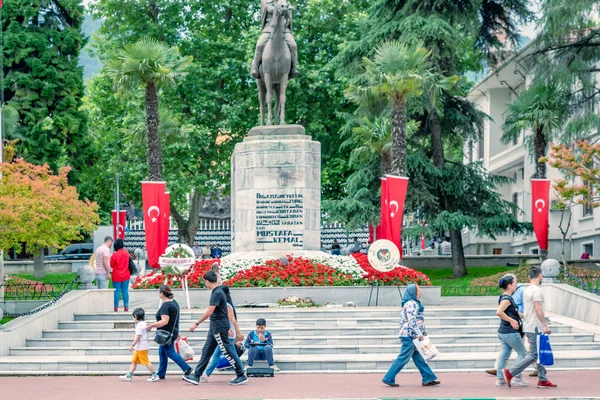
[106,37,192,181]
[502,82,568,179]
[2,0,92,187]
[545,141,600,270]
[0,159,100,278]
[345,41,455,176]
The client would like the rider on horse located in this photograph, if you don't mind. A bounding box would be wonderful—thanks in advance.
[250,0,299,79]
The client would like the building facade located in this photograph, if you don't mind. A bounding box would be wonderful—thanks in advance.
[464,43,599,260]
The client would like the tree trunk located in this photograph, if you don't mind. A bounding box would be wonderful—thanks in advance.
[390,98,407,176]
[170,191,203,246]
[145,83,163,181]
[380,152,392,176]
[430,112,445,168]
[533,126,547,179]
[450,229,467,278]
[0,251,5,300]
[33,248,46,279]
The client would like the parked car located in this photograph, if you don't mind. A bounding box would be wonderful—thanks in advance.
[45,243,94,261]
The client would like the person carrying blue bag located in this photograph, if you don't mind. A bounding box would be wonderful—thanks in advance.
[503,267,557,389]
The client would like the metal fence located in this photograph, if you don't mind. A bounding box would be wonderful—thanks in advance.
[442,286,501,297]
[0,280,79,301]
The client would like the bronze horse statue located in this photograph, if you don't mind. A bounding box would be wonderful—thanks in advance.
[256,0,292,126]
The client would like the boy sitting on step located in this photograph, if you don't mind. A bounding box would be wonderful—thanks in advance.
[244,318,280,372]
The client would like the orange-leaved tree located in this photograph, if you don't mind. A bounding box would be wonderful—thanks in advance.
[0,159,100,281]
[542,141,600,272]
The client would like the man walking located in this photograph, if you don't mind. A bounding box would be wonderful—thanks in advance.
[183,271,248,386]
[503,267,557,389]
[94,236,113,289]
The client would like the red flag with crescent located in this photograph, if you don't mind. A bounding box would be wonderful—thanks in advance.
[377,178,388,240]
[158,192,171,256]
[142,181,166,268]
[385,175,409,256]
[111,210,126,240]
[531,179,550,251]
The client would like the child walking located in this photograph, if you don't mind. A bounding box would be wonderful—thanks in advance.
[120,308,160,382]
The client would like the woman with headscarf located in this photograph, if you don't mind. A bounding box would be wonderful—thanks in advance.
[382,284,440,387]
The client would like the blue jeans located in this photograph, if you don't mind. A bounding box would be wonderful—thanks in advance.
[497,332,527,379]
[206,338,244,376]
[113,280,129,308]
[247,345,274,366]
[158,340,191,378]
[383,336,437,385]
[95,274,109,289]
[509,330,548,382]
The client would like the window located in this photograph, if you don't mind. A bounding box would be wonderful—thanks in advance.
[512,133,518,146]
[521,168,525,180]
[531,247,539,255]
[583,243,594,258]
[583,181,594,216]
[493,248,502,255]
[512,193,519,218]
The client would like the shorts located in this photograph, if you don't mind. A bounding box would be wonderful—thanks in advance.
[132,350,150,365]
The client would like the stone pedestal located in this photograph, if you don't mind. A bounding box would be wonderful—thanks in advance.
[229,125,320,258]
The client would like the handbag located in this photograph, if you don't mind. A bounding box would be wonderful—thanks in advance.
[175,337,195,361]
[413,336,440,362]
[537,334,554,366]
[500,294,524,338]
[154,302,179,347]
[128,256,138,275]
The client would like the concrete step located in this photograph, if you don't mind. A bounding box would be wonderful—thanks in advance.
[2,351,600,372]
[58,316,507,329]
[25,332,595,348]
[43,324,572,338]
[72,308,498,321]
[11,341,600,357]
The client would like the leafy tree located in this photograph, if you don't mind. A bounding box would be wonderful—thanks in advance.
[106,38,192,181]
[345,40,456,176]
[502,81,568,179]
[2,0,91,187]
[0,159,100,278]
[545,141,600,270]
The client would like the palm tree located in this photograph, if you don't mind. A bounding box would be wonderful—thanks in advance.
[502,81,567,179]
[345,40,456,176]
[106,38,193,180]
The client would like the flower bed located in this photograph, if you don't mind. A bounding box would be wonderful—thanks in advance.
[132,254,430,289]
[2,275,57,299]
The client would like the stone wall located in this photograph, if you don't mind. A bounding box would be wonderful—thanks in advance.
[128,285,441,309]
[3,261,87,275]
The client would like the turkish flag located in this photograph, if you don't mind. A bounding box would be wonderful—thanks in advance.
[531,179,551,250]
[378,178,388,240]
[158,192,171,255]
[111,210,127,240]
[385,175,409,254]
[142,181,166,268]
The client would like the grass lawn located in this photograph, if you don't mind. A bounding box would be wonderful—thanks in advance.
[415,266,514,296]
[11,273,78,283]
[1,316,15,325]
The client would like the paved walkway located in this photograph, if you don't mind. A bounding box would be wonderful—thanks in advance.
[1,371,599,399]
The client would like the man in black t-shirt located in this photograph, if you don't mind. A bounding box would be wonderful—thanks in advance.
[183,271,248,386]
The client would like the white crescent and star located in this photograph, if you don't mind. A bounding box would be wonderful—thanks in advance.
[535,199,546,213]
[389,200,399,218]
[147,206,160,223]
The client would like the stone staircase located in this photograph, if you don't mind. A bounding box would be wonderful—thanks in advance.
[2,307,600,374]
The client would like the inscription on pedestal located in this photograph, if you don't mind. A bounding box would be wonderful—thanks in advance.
[256,193,304,248]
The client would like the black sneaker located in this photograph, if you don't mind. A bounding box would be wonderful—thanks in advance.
[229,375,248,385]
[182,374,200,385]
[159,376,166,380]
[184,368,193,376]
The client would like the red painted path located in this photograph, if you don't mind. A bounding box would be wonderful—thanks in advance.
[1,371,599,399]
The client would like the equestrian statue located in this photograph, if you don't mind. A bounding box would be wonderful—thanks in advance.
[250,0,299,126]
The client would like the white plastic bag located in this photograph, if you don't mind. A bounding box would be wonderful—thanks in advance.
[413,336,439,362]
[176,337,195,361]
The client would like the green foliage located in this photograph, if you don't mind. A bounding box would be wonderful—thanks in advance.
[2,0,92,189]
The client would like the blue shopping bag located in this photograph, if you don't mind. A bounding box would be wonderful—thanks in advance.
[538,334,554,366]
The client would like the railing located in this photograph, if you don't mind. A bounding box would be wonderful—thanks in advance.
[0,280,79,301]
[442,286,501,297]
